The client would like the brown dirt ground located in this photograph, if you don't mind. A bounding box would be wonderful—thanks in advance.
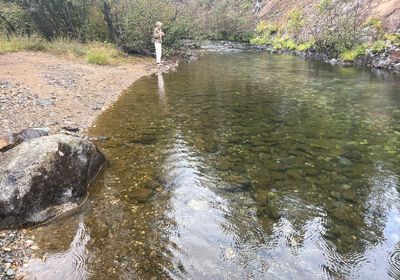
[0,51,176,135]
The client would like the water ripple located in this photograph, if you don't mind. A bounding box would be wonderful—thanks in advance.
[388,248,400,279]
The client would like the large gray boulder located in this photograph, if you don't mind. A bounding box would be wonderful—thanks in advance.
[0,134,105,229]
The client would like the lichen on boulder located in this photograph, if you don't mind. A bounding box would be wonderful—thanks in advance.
[0,134,105,229]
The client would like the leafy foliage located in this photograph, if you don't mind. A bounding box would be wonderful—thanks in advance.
[383,33,400,46]
[287,9,304,36]
[0,0,255,54]
[365,18,384,39]
[311,0,366,54]
[368,40,387,53]
[340,46,365,61]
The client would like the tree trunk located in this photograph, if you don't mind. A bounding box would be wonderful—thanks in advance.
[102,0,118,43]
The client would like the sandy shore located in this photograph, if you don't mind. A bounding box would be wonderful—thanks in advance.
[0,51,177,135]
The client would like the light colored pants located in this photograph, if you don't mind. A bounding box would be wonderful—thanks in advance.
[155,42,162,64]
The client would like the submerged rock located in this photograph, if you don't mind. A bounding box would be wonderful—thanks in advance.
[0,134,105,229]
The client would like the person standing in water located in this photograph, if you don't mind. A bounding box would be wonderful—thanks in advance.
[153,22,165,66]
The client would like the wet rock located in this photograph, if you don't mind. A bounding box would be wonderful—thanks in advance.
[338,157,353,167]
[258,204,283,220]
[287,169,302,180]
[215,159,233,171]
[126,187,153,203]
[268,171,287,181]
[223,176,252,193]
[305,168,320,176]
[253,190,269,204]
[0,134,105,229]
[0,128,49,152]
[329,191,341,199]
[61,126,80,133]
[127,134,157,145]
[341,147,362,160]
[268,162,288,172]
[341,189,356,203]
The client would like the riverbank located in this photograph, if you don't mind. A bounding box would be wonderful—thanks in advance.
[0,50,178,279]
[182,40,400,75]
[254,44,400,75]
[0,51,178,135]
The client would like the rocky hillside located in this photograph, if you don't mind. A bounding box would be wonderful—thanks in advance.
[259,0,399,33]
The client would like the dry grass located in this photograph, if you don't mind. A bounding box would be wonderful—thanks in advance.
[0,35,129,65]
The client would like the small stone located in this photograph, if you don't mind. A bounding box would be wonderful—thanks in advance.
[3,247,12,252]
[30,245,39,250]
[6,269,15,276]
[25,240,35,245]
[58,151,65,157]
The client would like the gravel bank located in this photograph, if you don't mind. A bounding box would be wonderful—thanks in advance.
[0,51,177,135]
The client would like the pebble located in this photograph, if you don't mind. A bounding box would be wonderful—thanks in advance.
[25,240,34,245]
[6,269,15,276]
[0,230,38,279]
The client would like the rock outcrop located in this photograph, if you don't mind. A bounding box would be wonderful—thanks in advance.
[0,134,105,229]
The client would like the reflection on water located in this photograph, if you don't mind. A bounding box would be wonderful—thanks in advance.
[22,217,91,279]
[157,71,168,109]
[28,52,400,279]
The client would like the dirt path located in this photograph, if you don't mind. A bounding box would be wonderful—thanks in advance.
[0,51,176,135]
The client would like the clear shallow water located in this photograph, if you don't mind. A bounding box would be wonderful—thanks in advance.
[27,52,400,279]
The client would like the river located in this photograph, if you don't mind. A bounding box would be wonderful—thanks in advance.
[27,51,400,279]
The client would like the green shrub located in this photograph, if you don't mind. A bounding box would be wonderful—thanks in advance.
[296,39,315,51]
[369,40,387,53]
[383,33,400,46]
[287,9,304,35]
[283,38,298,50]
[85,42,121,65]
[86,51,109,65]
[250,21,280,46]
[317,0,333,12]
[271,36,286,50]
[255,21,279,35]
[122,0,195,53]
[0,2,35,35]
[250,35,271,45]
[340,46,365,61]
[365,18,384,39]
